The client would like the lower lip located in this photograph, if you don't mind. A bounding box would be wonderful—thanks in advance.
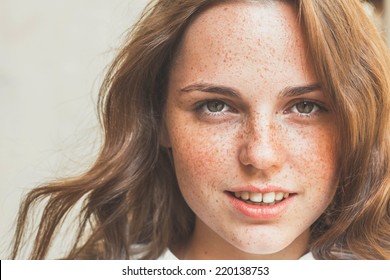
[226,192,295,220]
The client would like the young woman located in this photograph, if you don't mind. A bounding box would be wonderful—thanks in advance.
[11,0,390,260]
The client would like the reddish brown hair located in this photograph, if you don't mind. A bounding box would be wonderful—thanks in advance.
[11,0,390,259]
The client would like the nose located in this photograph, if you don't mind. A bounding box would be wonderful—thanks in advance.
[238,117,285,175]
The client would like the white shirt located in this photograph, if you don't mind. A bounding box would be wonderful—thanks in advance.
[158,249,315,260]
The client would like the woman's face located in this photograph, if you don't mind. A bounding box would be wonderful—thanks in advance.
[164,1,338,259]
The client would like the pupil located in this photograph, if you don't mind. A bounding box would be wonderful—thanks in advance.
[207,101,224,112]
[297,101,314,114]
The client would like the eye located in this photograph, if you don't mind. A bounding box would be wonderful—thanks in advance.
[289,100,325,116]
[194,99,238,122]
[206,100,227,113]
[294,101,316,114]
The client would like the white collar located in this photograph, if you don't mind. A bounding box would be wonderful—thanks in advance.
[158,249,315,260]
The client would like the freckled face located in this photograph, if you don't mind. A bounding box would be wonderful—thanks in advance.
[164,2,338,258]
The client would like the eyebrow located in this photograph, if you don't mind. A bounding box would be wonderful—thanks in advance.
[278,83,321,98]
[180,83,240,98]
[180,82,321,98]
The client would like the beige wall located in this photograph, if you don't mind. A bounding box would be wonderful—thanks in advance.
[385,0,390,47]
[0,0,149,258]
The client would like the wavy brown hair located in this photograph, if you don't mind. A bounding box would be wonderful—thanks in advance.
[11,0,390,259]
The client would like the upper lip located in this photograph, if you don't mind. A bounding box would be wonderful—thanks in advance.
[227,185,295,194]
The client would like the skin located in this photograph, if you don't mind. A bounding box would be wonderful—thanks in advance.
[163,1,338,259]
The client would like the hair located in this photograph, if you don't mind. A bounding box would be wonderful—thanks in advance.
[11,0,390,260]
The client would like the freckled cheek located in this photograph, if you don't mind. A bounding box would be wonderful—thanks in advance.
[288,126,338,201]
[313,132,337,181]
[169,126,237,185]
[287,124,335,168]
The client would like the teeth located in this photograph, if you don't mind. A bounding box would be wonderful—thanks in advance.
[275,192,284,201]
[249,192,262,202]
[262,192,276,203]
[233,191,291,204]
[241,191,250,200]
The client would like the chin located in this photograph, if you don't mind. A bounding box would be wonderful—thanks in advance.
[227,233,296,256]
[237,242,288,255]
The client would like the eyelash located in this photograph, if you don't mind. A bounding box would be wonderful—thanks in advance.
[194,99,235,119]
[194,99,328,120]
[285,99,328,118]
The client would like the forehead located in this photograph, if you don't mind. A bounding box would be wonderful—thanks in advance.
[171,1,314,87]
[189,1,296,41]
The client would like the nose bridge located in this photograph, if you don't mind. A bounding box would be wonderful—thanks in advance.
[248,114,278,151]
[240,112,283,170]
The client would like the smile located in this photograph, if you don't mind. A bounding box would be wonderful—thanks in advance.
[232,191,290,206]
[227,190,295,220]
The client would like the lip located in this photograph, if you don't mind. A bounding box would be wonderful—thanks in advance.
[225,185,296,220]
[228,185,293,194]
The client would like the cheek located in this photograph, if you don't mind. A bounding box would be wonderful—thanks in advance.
[288,126,338,206]
[168,122,238,191]
[287,123,337,175]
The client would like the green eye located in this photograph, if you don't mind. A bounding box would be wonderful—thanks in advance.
[295,101,315,114]
[206,101,226,112]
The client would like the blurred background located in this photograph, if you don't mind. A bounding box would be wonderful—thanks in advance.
[366,0,390,35]
[0,0,149,258]
[0,0,389,259]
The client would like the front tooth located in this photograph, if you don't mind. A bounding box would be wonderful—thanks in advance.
[234,192,241,198]
[249,192,262,202]
[241,191,250,200]
[262,192,276,203]
[275,192,284,201]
